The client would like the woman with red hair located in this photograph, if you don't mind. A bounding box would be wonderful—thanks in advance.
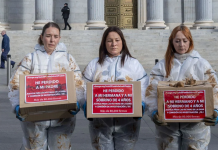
[145,25,218,149]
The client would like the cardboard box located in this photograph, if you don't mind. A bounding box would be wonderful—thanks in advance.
[157,81,214,122]
[87,82,142,118]
[19,71,77,122]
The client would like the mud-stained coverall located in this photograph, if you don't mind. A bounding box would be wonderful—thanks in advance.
[82,55,149,150]
[145,50,218,150]
[8,43,85,150]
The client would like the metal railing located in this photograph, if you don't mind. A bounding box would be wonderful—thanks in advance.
[7,54,11,85]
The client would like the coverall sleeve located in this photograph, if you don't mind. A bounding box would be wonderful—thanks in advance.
[8,54,32,113]
[145,62,164,117]
[202,60,218,109]
[81,59,97,111]
[68,54,85,108]
[134,60,149,104]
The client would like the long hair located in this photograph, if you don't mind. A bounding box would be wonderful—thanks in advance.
[98,26,132,66]
[165,25,194,77]
[38,22,61,45]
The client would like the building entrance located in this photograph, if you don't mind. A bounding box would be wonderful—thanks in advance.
[105,0,137,29]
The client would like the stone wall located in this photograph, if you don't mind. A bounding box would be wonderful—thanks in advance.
[2,29,218,75]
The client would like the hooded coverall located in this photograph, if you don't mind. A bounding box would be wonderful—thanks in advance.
[145,50,218,150]
[82,55,149,150]
[8,43,85,150]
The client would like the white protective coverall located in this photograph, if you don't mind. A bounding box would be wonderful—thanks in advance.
[145,50,218,150]
[8,43,85,150]
[82,55,149,150]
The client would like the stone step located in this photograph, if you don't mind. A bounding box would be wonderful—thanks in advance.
[3,30,218,75]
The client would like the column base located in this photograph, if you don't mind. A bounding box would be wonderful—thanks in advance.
[32,20,53,30]
[143,21,169,30]
[0,22,10,30]
[191,21,216,29]
[85,21,107,30]
[190,26,216,29]
[182,22,194,28]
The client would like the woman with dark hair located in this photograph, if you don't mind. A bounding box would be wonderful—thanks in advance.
[8,22,84,149]
[145,25,218,149]
[82,26,149,149]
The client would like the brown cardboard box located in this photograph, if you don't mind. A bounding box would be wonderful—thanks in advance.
[157,81,214,122]
[19,71,77,122]
[87,82,142,118]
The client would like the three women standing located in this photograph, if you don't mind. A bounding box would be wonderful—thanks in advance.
[8,23,218,150]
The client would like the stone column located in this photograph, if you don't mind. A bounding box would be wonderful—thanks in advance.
[183,0,195,27]
[0,0,10,30]
[144,0,168,29]
[32,0,54,30]
[85,0,107,30]
[192,0,215,29]
[138,0,146,30]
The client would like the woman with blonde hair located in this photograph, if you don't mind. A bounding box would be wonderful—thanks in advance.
[145,25,218,149]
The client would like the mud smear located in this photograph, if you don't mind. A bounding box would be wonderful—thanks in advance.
[185,78,196,85]
[145,84,153,97]
[169,81,184,87]
[125,76,133,82]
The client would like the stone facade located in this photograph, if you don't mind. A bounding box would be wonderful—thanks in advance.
[1,0,218,30]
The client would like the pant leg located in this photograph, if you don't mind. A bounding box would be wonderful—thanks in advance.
[66,18,71,28]
[1,53,6,68]
[155,123,181,150]
[89,118,114,150]
[180,122,210,150]
[113,118,141,150]
[20,121,49,150]
[48,117,76,150]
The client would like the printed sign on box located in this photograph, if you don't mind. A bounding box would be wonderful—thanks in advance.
[19,72,77,122]
[87,82,142,118]
[25,74,68,103]
[157,81,214,122]
[92,84,134,114]
[164,90,206,120]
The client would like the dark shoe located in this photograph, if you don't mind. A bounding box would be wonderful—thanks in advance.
[0,67,5,69]
[62,28,66,30]
[12,62,16,68]
[69,27,71,30]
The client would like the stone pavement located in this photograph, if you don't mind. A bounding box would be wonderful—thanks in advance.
[0,66,218,150]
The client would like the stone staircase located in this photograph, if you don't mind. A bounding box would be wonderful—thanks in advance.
[4,29,218,74]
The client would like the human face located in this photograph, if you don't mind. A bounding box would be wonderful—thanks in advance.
[1,31,5,36]
[41,27,60,55]
[106,32,123,57]
[173,31,190,54]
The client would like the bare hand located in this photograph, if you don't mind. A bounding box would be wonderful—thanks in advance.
[2,49,4,52]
